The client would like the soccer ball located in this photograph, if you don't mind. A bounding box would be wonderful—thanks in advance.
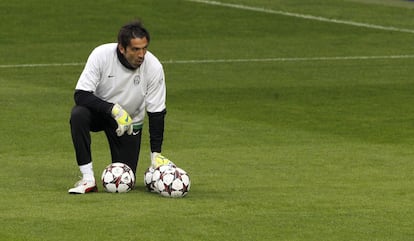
[144,161,177,193]
[101,162,135,193]
[156,165,191,198]
[144,166,159,192]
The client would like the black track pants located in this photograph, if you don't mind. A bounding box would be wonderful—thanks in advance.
[70,105,142,174]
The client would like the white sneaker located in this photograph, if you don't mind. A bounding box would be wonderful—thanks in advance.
[68,179,97,194]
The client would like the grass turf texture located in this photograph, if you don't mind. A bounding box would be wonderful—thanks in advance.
[1,0,414,240]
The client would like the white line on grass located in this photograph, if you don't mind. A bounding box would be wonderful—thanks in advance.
[0,62,84,68]
[185,0,414,34]
[1,55,414,68]
[161,55,414,64]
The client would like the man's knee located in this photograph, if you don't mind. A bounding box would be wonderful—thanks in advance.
[70,105,91,127]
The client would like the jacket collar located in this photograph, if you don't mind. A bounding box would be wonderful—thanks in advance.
[116,46,137,70]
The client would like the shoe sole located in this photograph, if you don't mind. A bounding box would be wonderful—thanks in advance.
[68,186,98,194]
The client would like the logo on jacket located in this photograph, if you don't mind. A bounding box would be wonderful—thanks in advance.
[134,75,140,85]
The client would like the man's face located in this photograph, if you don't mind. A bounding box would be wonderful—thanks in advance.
[119,37,148,68]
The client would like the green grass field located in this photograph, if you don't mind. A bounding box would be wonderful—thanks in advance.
[1,0,414,240]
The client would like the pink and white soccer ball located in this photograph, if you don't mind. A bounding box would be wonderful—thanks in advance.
[101,162,135,193]
[156,165,191,198]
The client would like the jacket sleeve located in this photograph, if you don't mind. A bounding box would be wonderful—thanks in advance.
[148,109,166,153]
[74,89,113,114]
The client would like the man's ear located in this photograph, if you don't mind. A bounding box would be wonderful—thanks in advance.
[118,45,125,54]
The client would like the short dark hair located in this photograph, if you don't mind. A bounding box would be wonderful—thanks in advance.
[118,20,150,49]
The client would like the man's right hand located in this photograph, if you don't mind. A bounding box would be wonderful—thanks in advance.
[151,152,175,168]
[111,104,133,136]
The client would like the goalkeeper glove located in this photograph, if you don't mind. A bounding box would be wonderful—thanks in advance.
[111,103,133,136]
[151,152,175,168]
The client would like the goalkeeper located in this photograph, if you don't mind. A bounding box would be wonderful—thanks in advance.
[68,20,169,194]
